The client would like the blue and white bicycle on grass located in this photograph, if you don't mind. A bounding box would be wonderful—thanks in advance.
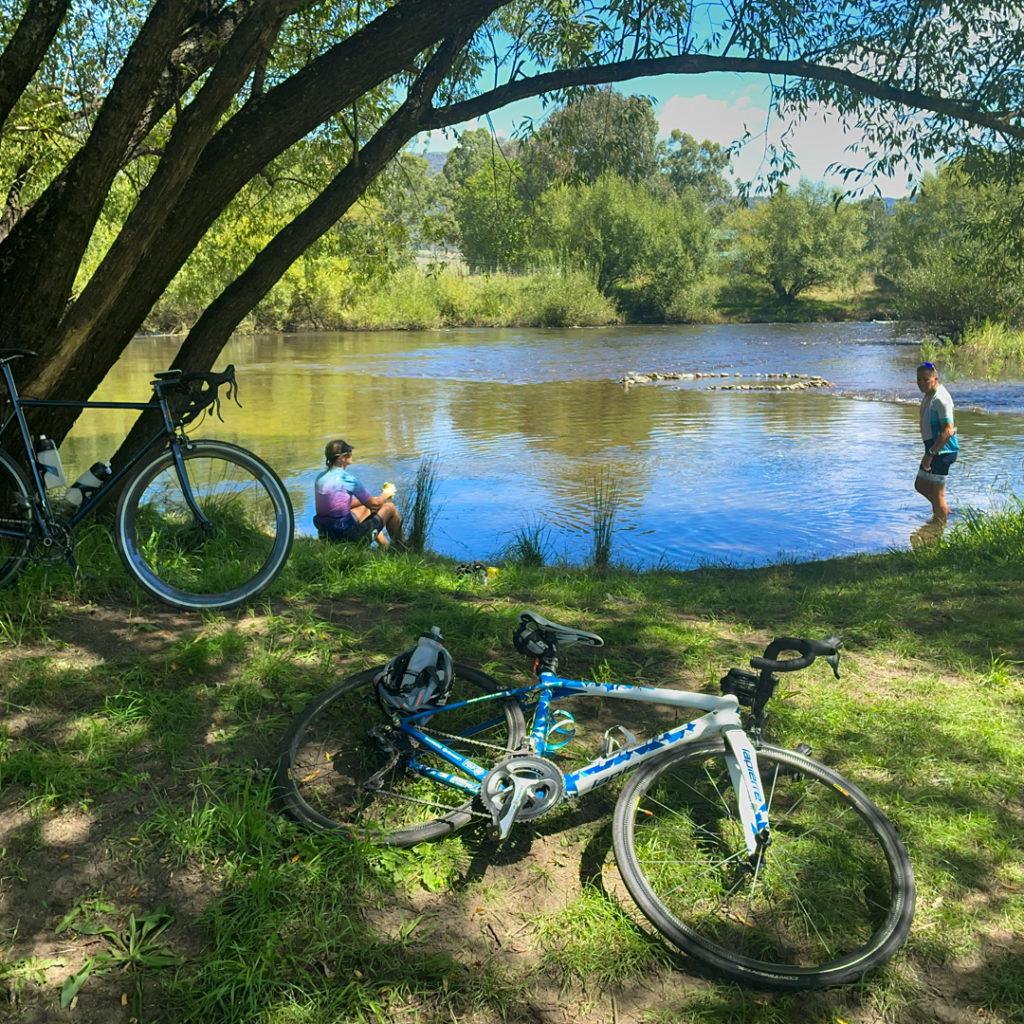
[276,610,915,990]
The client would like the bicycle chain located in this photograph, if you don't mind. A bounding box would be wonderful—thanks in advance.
[418,722,522,756]
[365,714,526,819]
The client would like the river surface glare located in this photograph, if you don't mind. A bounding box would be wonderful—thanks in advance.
[67,322,1024,569]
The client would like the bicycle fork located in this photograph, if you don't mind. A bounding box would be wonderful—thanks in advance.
[167,439,213,530]
[722,727,772,862]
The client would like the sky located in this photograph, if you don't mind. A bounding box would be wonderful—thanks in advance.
[416,73,931,198]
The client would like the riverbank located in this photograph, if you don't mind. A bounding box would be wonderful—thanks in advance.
[1,510,1022,1024]
[145,265,896,334]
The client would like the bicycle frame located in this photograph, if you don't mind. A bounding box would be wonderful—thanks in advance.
[0,359,208,540]
[398,672,771,854]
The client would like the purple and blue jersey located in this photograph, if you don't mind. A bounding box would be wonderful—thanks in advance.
[314,466,372,530]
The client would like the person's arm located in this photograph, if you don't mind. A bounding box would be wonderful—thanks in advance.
[360,480,396,512]
[922,420,956,467]
[350,480,376,511]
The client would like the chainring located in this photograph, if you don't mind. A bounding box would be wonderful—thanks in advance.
[32,514,75,565]
[480,755,565,823]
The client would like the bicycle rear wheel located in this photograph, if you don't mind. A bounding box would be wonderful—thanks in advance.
[275,664,526,846]
[0,450,34,587]
[613,741,915,990]
[115,439,294,610]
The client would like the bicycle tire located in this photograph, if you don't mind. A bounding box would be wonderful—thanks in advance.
[275,663,526,846]
[115,439,294,610]
[613,740,915,990]
[0,450,34,587]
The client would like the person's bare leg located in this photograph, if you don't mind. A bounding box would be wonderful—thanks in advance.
[915,476,949,520]
[378,502,403,544]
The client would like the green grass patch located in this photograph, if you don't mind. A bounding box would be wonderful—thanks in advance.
[0,502,1023,1022]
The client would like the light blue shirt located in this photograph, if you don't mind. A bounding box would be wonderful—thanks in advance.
[920,384,958,453]
[314,466,372,520]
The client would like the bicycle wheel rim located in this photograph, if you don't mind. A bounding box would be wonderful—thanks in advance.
[276,663,526,846]
[0,451,34,587]
[117,440,293,610]
[613,741,915,989]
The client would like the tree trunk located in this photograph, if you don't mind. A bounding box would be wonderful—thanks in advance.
[0,0,71,133]
[13,0,508,443]
[112,25,481,468]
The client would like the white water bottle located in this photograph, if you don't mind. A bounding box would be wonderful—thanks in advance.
[402,627,445,687]
[64,461,112,507]
[34,436,67,488]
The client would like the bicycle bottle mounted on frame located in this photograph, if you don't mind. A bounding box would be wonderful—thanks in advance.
[34,436,67,488]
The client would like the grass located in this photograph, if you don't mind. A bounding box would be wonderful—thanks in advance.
[403,453,440,554]
[589,468,617,571]
[0,505,1022,1022]
[337,266,619,330]
[922,320,1024,379]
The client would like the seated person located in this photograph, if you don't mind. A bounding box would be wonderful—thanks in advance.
[313,439,403,547]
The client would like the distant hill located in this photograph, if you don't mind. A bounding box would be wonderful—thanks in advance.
[423,152,447,176]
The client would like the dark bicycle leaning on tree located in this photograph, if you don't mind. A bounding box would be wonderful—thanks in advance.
[0,349,294,611]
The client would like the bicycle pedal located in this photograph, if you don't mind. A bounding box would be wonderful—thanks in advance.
[793,743,812,757]
[600,725,637,757]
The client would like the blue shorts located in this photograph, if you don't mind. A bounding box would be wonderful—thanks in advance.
[314,512,382,542]
[918,442,957,482]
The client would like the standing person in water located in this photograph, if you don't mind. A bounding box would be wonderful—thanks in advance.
[914,362,958,520]
[313,439,403,547]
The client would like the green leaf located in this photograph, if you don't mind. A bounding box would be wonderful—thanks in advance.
[60,962,95,1008]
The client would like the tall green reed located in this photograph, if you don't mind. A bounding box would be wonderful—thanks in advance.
[405,454,440,553]
[590,469,617,571]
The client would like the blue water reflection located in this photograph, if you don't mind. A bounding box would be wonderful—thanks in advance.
[67,323,1024,569]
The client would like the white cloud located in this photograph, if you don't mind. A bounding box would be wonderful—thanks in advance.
[415,85,927,197]
[657,91,921,196]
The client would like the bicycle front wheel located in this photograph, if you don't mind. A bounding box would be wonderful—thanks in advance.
[275,664,526,846]
[0,449,34,587]
[613,741,915,990]
[115,440,294,610]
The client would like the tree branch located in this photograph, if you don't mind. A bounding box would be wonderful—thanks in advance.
[423,52,1024,143]
[0,0,72,135]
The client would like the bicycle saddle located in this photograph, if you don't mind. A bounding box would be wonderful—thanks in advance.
[516,610,604,648]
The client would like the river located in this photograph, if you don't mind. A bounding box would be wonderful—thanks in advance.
[62,322,1024,569]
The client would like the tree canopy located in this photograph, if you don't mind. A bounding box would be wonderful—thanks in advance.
[738,181,868,303]
[3,0,1024,444]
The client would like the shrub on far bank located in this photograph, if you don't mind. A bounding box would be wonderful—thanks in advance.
[145,262,887,336]
[922,319,1024,379]
[517,269,618,327]
[339,266,618,330]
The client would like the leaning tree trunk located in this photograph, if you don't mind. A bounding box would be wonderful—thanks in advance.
[10,0,507,447]
[110,25,480,470]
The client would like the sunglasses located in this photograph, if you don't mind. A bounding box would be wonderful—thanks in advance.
[917,362,936,371]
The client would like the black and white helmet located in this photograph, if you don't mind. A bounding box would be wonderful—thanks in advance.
[378,628,454,713]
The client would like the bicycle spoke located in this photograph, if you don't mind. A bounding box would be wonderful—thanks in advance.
[614,742,914,988]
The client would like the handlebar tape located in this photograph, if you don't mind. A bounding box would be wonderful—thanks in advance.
[750,636,841,673]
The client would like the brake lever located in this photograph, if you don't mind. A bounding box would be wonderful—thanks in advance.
[824,635,842,679]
